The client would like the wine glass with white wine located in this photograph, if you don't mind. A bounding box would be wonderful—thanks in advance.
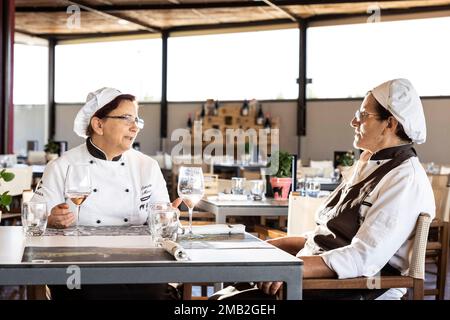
[65,164,92,236]
[177,166,205,238]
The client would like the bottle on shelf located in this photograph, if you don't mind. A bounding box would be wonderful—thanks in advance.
[241,99,249,116]
[214,100,220,116]
[187,113,193,130]
[263,113,271,129]
[256,103,264,125]
[200,103,206,119]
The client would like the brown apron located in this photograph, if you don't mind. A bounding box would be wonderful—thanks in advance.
[314,144,417,251]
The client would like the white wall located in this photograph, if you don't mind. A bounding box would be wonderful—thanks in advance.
[304,98,450,164]
[54,98,450,164]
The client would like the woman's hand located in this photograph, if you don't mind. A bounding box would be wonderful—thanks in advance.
[257,281,283,296]
[171,198,183,208]
[48,203,75,229]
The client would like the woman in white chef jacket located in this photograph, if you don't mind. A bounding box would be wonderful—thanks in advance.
[33,87,181,299]
[214,79,435,300]
[34,87,175,228]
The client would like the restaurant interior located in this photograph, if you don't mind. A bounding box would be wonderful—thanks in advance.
[0,0,449,302]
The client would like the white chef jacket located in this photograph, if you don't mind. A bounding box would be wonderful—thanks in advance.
[33,140,170,226]
[297,149,435,299]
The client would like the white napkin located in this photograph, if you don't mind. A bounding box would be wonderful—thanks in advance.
[191,224,246,235]
[161,240,189,261]
[217,193,248,201]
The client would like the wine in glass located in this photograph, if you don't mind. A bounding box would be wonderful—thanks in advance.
[177,166,205,237]
[65,164,92,236]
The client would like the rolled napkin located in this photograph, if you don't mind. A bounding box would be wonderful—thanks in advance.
[161,239,189,261]
[217,193,248,201]
[191,224,246,235]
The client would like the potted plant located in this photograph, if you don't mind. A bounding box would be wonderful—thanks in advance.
[44,139,60,162]
[269,151,293,200]
[0,169,15,222]
[336,150,355,174]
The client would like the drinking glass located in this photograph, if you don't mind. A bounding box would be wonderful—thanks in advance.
[297,178,306,196]
[65,164,92,236]
[249,180,265,200]
[22,202,48,236]
[148,202,181,245]
[177,166,205,237]
[306,180,321,198]
[231,177,246,195]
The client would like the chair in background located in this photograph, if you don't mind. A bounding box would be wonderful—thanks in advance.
[0,178,34,226]
[310,160,333,169]
[440,166,450,175]
[0,166,32,197]
[425,174,449,299]
[301,213,433,300]
[255,192,326,240]
[297,166,322,179]
[27,151,46,165]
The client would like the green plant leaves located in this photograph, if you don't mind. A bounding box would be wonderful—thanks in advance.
[0,169,15,210]
[0,169,15,182]
[269,151,293,178]
[0,191,12,210]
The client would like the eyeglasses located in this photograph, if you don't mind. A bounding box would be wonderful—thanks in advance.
[354,110,379,122]
[103,115,145,129]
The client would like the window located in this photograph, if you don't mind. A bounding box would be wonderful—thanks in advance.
[168,28,299,101]
[13,43,49,156]
[55,38,162,103]
[307,16,450,98]
[14,44,48,105]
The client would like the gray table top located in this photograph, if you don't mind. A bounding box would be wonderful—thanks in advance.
[199,197,288,208]
[0,226,300,267]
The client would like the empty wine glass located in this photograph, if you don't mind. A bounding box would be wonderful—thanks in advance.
[65,164,92,236]
[177,166,205,238]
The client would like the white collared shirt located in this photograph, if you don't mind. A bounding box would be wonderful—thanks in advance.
[33,143,170,226]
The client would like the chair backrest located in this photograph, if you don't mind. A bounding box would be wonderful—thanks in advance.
[217,179,232,194]
[430,174,450,222]
[287,192,327,236]
[440,165,450,175]
[409,213,433,279]
[0,166,33,196]
[297,166,322,178]
[310,160,333,169]
[203,174,219,195]
[27,151,46,165]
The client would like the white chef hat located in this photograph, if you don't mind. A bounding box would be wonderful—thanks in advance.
[73,87,122,138]
[371,78,426,144]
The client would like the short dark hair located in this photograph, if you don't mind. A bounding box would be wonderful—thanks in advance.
[370,93,412,143]
[86,94,136,137]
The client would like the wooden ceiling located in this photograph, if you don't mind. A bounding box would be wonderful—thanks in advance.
[14,0,450,39]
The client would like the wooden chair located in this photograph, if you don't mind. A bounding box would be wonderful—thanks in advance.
[0,166,32,197]
[425,174,449,299]
[256,192,326,240]
[302,213,433,300]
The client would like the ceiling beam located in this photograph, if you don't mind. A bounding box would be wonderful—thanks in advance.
[15,0,413,12]
[307,3,450,22]
[65,0,161,33]
[37,30,154,42]
[167,18,296,33]
[258,0,298,22]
